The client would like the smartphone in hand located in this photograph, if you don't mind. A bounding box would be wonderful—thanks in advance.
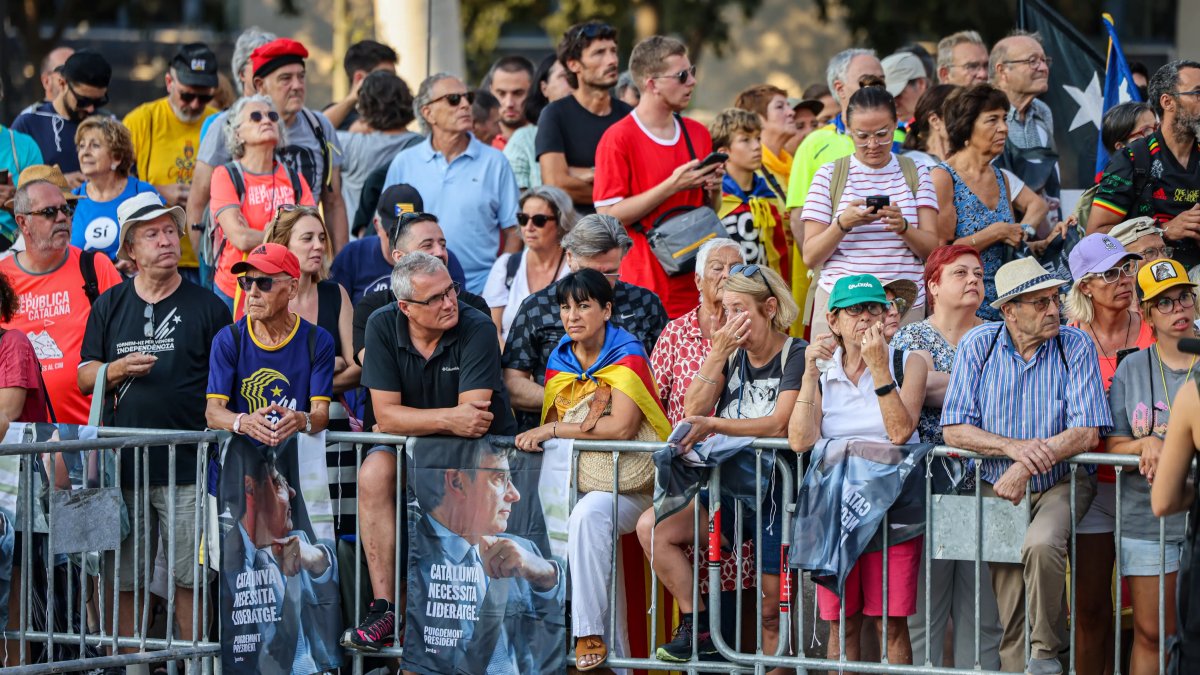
[698,152,729,168]
[865,195,890,211]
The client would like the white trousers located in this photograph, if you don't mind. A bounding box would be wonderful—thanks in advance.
[567,491,652,654]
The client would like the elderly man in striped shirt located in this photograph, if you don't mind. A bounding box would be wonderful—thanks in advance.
[941,257,1112,675]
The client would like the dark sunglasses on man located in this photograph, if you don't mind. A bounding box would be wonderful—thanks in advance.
[179,91,215,105]
[237,275,284,292]
[653,65,696,85]
[67,81,109,109]
[429,91,475,107]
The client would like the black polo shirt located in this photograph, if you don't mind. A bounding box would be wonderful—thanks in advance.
[361,300,516,435]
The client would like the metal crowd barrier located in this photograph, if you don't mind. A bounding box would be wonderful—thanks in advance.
[0,430,221,675]
[2,428,1179,674]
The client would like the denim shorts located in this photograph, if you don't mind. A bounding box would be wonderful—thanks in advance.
[1120,537,1182,577]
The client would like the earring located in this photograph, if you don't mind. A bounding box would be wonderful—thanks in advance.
[110,163,118,171]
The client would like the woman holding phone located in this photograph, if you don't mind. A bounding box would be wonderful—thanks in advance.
[800,76,939,337]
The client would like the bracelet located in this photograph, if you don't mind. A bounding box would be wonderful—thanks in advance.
[795,399,815,407]
[233,413,246,435]
[552,421,558,438]
[302,411,312,434]
[695,373,719,386]
[835,213,851,233]
[899,217,909,234]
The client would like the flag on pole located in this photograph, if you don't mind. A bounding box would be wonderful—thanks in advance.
[1019,0,1105,188]
[1096,13,1143,176]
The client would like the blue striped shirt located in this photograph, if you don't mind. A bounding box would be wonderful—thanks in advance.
[941,322,1112,492]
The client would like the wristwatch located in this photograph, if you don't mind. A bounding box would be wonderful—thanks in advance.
[874,381,898,397]
[190,222,205,232]
[302,411,313,434]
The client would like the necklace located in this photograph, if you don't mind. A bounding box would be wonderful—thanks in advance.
[1085,310,1133,358]
[1155,344,1198,415]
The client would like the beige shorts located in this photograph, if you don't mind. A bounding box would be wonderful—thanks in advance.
[116,484,199,591]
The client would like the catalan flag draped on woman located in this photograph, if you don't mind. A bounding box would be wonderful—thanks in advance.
[541,323,671,441]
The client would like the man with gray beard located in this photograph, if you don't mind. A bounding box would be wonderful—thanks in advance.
[1089,59,1200,268]
[124,43,221,283]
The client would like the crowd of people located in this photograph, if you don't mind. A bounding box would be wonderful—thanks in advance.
[1,18,1200,675]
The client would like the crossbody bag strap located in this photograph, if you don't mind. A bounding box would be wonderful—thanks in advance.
[674,113,697,161]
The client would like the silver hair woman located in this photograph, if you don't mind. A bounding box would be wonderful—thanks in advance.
[483,185,580,342]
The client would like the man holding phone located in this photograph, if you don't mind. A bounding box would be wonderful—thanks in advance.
[594,35,724,319]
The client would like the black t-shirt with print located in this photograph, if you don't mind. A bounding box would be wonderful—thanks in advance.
[1095,130,1200,266]
[80,279,230,484]
[716,339,807,420]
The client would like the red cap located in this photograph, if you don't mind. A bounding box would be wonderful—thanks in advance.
[231,243,301,279]
[250,38,309,79]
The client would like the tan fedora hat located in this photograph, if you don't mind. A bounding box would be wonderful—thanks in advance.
[990,257,1068,310]
[3,165,81,210]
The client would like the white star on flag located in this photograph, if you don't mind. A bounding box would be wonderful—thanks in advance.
[1063,73,1104,132]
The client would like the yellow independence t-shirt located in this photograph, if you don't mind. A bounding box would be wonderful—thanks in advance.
[123,97,216,268]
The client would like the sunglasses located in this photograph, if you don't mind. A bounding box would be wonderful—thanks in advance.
[517,213,557,228]
[729,263,761,278]
[404,281,460,306]
[653,65,697,85]
[20,204,74,219]
[571,22,614,41]
[143,304,156,339]
[841,302,886,317]
[888,297,910,315]
[429,91,475,107]
[248,110,280,123]
[1009,294,1062,312]
[179,91,215,105]
[67,81,109,109]
[237,275,283,292]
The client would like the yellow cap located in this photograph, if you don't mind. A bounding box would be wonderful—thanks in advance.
[1136,258,1196,301]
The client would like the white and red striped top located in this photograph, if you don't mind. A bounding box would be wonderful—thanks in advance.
[801,154,938,305]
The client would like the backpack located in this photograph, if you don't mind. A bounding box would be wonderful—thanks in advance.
[827,153,921,213]
[79,249,101,305]
[1074,140,1154,231]
[504,251,523,290]
[198,160,305,282]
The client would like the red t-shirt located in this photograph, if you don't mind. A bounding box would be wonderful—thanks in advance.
[593,112,713,318]
[0,328,51,423]
[209,161,315,298]
[0,248,123,424]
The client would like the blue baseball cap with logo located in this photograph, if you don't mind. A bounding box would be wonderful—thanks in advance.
[829,274,888,310]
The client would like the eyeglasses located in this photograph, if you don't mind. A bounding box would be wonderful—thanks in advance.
[570,23,614,40]
[1152,291,1197,314]
[66,81,109,109]
[19,204,74,219]
[888,297,910,315]
[517,213,557,228]
[276,203,322,217]
[1135,245,1173,261]
[851,127,894,147]
[949,61,989,73]
[404,281,460,306]
[429,91,475,107]
[248,110,280,123]
[1002,56,1052,70]
[841,302,886,317]
[1097,259,1137,284]
[237,275,281,292]
[473,467,513,490]
[653,65,697,85]
[178,91,215,105]
[1009,294,1062,312]
[143,304,156,339]
[1125,124,1158,143]
[729,263,762,278]
[1171,89,1200,98]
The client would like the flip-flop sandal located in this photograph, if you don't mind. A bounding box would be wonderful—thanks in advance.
[575,635,608,672]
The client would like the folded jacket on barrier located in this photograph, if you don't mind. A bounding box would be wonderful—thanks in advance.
[789,438,932,593]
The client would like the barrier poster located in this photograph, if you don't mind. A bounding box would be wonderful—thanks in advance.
[402,436,568,675]
[218,432,342,674]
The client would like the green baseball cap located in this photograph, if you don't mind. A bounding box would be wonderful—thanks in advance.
[829,274,888,310]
